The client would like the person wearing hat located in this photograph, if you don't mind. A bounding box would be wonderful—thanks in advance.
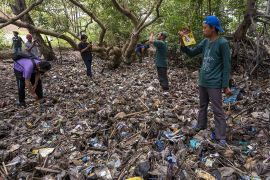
[179,16,232,147]
[14,57,52,107]
[11,31,24,54]
[149,32,169,91]
[25,34,40,58]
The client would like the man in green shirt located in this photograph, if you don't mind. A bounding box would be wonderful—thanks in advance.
[179,16,232,147]
[149,32,169,91]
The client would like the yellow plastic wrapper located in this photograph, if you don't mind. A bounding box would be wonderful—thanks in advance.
[196,169,215,180]
[181,28,196,46]
[126,177,143,180]
[31,148,55,157]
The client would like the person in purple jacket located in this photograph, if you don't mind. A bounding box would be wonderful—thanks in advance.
[14,58,51,107]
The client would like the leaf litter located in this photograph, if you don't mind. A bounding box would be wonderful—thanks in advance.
[0,51,270,179]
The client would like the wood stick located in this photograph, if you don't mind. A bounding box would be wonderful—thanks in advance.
[139,98,149,110]
[2,162,8,175]
[124,109,148,118]
[117,152,143,180]
[35,167,61,173]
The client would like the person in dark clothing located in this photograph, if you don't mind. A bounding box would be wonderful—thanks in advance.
[14,58,51,107]
[179,16,232,147]
[12,31,24,54]
[135,42,150,63]
[78,34,93,77]
[149,32,169,91]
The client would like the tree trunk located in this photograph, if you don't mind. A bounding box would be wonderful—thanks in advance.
[233,0,257,41]
[11,0,56,60]
[123,32,140,63]
[208,0,212,15]
[267,0,270,15]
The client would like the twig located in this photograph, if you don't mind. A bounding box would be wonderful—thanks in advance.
[2,162,8,175]
[123,109,149,118]
[139,98,149,110]
[117,152,143,180]
[230,102,257,120]
[35,167,61,173]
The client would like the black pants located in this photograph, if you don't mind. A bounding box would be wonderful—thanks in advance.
[82,55,92,77]
[14,70,43,104]
[157,67,169,90]
[197,86,227,140]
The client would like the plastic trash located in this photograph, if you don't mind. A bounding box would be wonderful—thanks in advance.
[107,153,121,169]
[154,140,165,152]
[189,138,201,150]
[166,153,177,164]
[126,177,143,180]
[195,169,215,180]
[84,165,94,176]
[163,129,185,142]
[134,161,150,177]
[224,87,240,104]
[95,166,112,179]
[82,156,90,163]
[31,148,54,158]
[88,137,103,148]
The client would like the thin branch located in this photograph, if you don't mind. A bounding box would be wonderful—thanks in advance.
[67,30,80,40]
[111,0,139,26]
[137,0,163,33]
[68,0,106,44]
[0,0,43,29]
[136,5,155,29]
[0,16,78,50]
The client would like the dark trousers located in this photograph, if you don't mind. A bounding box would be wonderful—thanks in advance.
[197,86,227,140]
[14,70,43,104]
[136,51,143,63]
[157,67,169,90]
[82,55,92,77]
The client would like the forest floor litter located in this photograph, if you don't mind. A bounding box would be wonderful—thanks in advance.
[0,51,270,180]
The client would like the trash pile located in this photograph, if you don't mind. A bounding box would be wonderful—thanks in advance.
[0,51,270,179]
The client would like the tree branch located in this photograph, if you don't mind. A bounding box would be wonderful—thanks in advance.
[0,0,43,29]
[137,0,163,34]
[69,0,106,45]
[136,5,155,29]
[0,16,78,50]
[111,0,139,26]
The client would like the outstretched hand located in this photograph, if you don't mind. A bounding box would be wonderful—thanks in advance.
[178,31,184,37]
[178,31,185,46]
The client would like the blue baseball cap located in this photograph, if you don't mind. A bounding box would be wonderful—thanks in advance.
[203,16,224,33]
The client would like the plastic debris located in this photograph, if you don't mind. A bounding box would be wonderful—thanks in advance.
[189,138,201,150]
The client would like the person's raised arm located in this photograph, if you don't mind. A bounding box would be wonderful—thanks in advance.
[178,31,205,57]
[149,32,154,44]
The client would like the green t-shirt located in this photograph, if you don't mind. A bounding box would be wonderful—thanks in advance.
[181,37,231,88]
[153,40,168,67]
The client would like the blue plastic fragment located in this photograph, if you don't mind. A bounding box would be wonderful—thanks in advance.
[189,138,201,150]
[224,87,240,104]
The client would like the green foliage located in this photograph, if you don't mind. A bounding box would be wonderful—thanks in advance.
[1,0,269,50]
[0,30,6,49]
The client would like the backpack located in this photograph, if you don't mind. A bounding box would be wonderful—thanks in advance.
[13,52,37,72]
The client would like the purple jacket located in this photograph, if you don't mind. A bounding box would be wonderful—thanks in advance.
[14,58,40,79]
